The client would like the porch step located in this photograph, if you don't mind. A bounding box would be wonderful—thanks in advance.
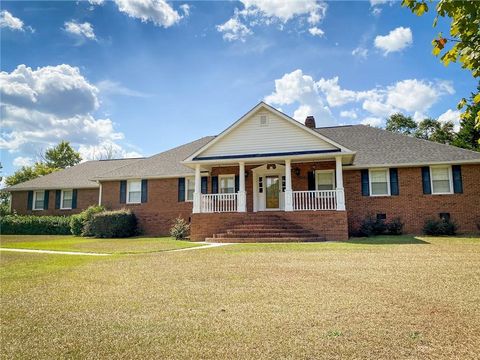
[206,237,324,243]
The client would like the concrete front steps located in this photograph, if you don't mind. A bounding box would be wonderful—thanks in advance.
[206,213,325,243]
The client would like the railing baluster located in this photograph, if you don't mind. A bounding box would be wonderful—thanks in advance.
[291,190,341,211]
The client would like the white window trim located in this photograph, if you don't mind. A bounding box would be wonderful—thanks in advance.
[430,165,453,195]
[315,169,335,191]
[126,179,142,204]
[32,190,45,211]
[60,189,73,210]
[369,168,391,197]
[219,174,236,194]
[185,177,195,202]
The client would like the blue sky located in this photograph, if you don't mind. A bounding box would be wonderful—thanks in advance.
[0,0,475,176]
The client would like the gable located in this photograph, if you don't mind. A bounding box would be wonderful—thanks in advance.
[197,106,339,159]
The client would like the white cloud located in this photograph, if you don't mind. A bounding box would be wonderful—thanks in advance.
[0,64,138,161]
[88,0,105,5]
[372,7,382,16]
[438,109,461,132]
[352,47,368,59]
[369,0,389,5]
[216,17,253,42]
[316,77,358,107]
[0,10,33,32]
[64,21,96,41]
[374,27,413,55]
[96,80,150,97]
[180,4,190,17]
[340,110,357,119]
[114,0,183,28]
[78,140,142,160]
[13,156,33,168]
[308,27,324,37]
[361,117,383,127]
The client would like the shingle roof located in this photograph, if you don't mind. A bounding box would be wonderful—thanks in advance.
[316,124,480,167]
[93,136,216,180]
[6,158,142,191]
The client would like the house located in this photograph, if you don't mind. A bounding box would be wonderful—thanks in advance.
[7,102,480,241]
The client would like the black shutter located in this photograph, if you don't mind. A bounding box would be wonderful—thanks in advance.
[282,176,286,192]
[55,190,61,209]
[120,180,127,204]
[201,177,208,194]
[27,191,33,210]
[141,179,148,203]
[72,189,78,209]
[361,170,370,196]
[235,175,239,192]
[211,176,218,194]
[178,178,185,202]
[307,171,315,190]
[452,165,463,193]
[44,190,49,210]
[421,167,431,194]
[389,168,399,196]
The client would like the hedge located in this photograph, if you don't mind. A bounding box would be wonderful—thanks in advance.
[85,209,138,238]
[70,205,105,236]
[1,215,71,235]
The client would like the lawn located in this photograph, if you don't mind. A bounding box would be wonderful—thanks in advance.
[0,235,202,254]
[1,235,480,359]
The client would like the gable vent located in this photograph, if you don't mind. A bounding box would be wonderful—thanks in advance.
[260,115,268,126]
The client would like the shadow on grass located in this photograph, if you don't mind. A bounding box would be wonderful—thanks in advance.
[346,235,430,245]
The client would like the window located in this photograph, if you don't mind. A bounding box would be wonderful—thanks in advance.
[185,178,195,201]
[431,166,453,194]
[33,191,45,210]
[259,115,268,127]
[219,175,235,194]
[369,169,390,196]
[61,190,73,209]
[316,170,335,190]
[127,180,141,204]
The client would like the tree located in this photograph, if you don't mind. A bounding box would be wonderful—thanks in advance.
[43,140,81,169]
[386,113,417,135]
[452,88,480,151]
[402,0,480,129]
[414,118,455,144]
[5,163,58,187]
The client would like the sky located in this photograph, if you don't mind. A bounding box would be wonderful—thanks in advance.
[0,0,476,176]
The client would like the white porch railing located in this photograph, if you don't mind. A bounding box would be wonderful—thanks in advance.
[201,193,237,213]
[292,190,338,211]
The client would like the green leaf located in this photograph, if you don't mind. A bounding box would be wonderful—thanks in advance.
[473,93,480,104]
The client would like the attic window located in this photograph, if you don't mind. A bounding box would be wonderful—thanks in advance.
[259,115,268,127]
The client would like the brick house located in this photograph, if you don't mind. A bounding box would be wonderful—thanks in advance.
[7,102,480,241]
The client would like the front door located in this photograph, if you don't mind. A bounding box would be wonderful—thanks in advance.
[265,176,280,209]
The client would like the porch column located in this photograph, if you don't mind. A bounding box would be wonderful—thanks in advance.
[193,164,201,213]
[284,159,293,211]
[237,161,246,212]
[335,156,346,211]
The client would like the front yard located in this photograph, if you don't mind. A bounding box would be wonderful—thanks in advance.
[1,235,479,359]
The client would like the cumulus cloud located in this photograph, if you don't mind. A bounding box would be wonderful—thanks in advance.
[438,109,461,132]
[13,156,33,168]
[361,117,383,127]
[114,0,183,28]
[374,27,413,55]
[352,46,368,59]
[88,0,105,5]
[217,0,327,42]
[0,10,34,32]
[64,21,96,41]
[264,69,456,127]
[0,64,140,162]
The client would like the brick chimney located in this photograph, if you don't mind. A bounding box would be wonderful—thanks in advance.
[305,115,316,129]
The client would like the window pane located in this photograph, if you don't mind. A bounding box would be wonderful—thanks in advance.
[34,191,44,209]
[371,170,387,183]
[220,176,235,193]
[432,167,449,181]
[316,172,334,190]
[372,182,388,195]
[433,180,450,193]
[186,179,195,201]
[63,198,72,209]
[128,181,141,192]
[128,191,141,203]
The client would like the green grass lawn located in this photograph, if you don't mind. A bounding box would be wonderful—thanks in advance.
[0,235,202,254]
[1,235,479,359]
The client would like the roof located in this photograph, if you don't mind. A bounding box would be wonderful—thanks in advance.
[5,158,142,191]
[94,136,216,180]
[316,125,480,167]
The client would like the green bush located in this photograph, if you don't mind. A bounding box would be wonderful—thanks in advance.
[423,218,458,236]
[85,209,138,238]
[170,217,190,240]
[1,215,71,235]
[386,217,404,235]
[357,215,404,237]
[70,205,105,236]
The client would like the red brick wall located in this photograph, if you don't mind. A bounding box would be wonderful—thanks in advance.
[343,164,480,234]
[100,179,193,235]
[10,189,99,216]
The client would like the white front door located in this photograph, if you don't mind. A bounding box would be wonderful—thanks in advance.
[252,164,285,211]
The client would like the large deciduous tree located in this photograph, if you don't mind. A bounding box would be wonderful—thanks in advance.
[385,113,417,135]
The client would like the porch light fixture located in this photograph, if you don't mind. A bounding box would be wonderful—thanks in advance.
[293,167,301,177]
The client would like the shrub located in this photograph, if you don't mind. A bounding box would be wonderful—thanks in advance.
[359,216,386,237]
[170,217,190,240]
[0,215,71,235]
[86,209,138,238]
[70,205,105,236]
[386,217,404,235]
[423,218,458,236]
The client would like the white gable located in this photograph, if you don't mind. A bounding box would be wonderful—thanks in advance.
[199,108,338,158]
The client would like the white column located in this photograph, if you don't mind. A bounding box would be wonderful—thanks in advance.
[285,159,293,211]
[237,161,246,212]
[193,164,201,213]
[335,156,345,211]
[98,182,103,206]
